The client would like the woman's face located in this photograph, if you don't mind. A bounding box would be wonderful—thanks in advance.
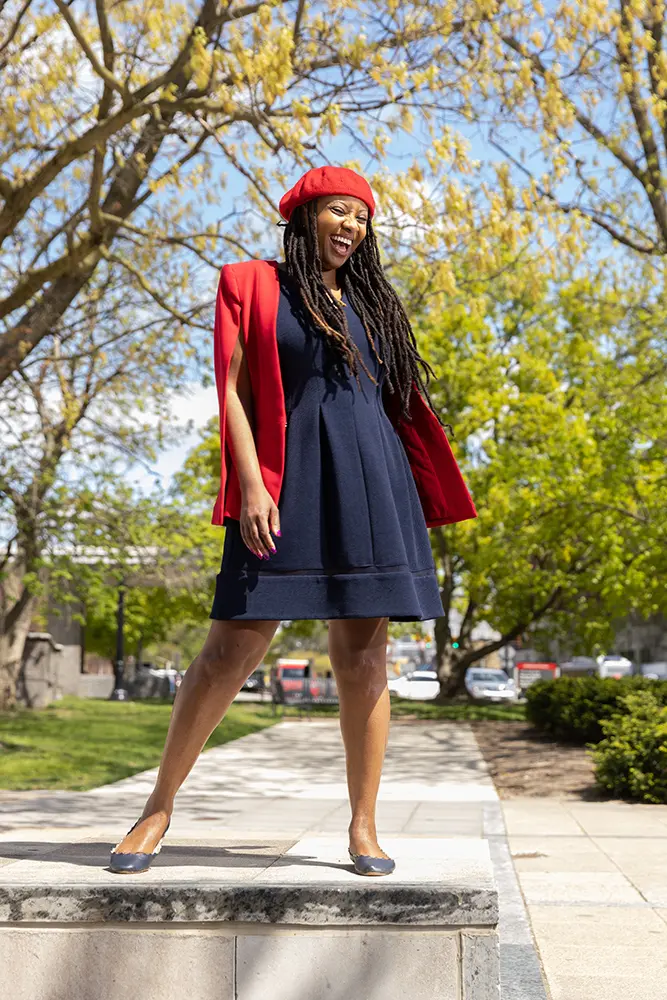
[315,195,369,270]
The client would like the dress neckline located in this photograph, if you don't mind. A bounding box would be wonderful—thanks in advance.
[276,263,348,306]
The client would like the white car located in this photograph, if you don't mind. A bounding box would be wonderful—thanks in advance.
[597,655,634,679]
[464,668,517,702]
[387,670,440,701]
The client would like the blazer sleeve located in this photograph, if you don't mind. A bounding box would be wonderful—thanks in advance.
[211,265,242,525]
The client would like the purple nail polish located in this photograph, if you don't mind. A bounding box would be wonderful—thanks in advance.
[276,530,281,537]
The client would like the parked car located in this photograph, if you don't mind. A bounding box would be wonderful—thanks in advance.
[387,670,440,701]
[241,668,266,692]
[597,655,634,679]
[465,667,517,702]
[129,666,182,699]
[558,656,598,676]
[640,662,667,681]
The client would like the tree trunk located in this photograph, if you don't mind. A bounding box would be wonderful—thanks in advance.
[432,616,470,700]
[134,634,144,681]
[0,567,39,709]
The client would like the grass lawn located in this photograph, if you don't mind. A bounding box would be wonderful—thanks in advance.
[388,698,527,722]
[273,699,526,722]
[0,696,282,792]
[0,695,527,792]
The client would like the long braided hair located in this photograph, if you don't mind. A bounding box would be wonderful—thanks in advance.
[282,199,447,427]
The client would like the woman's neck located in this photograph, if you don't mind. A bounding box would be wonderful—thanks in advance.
[322,266,342,296]
[278,259,344,300]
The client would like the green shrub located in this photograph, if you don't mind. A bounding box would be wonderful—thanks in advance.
[524,675,667,744]
[587,691,667,804]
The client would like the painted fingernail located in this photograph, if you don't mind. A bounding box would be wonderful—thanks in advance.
[270,547,277,554]
[276,530,281,537]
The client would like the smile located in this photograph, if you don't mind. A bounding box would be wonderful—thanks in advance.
[329,234,353,256]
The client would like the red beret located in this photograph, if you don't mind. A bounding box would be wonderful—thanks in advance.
[279,166,376,222]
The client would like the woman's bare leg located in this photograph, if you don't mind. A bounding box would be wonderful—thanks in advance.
[114,619,279,854]
[327,617,392,859]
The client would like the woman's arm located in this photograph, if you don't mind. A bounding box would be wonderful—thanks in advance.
[225,335,262,494]
[226,335,281,557]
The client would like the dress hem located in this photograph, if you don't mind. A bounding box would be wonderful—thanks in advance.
[209,567,444,623]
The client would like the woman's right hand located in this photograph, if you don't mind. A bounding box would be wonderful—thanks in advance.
[240,484,281,559]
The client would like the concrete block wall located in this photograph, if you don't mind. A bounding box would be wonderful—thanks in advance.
[0,924,500,1000]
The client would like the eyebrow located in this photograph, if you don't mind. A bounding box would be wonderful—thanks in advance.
[328,200,368,216]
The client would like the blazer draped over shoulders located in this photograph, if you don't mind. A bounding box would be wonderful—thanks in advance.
[211,258,477,529]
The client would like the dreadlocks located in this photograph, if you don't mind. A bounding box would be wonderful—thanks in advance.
[283,199,447,427]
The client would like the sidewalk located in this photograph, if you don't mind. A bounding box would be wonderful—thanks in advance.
[0,719,498,835]
[502,797,667,1000]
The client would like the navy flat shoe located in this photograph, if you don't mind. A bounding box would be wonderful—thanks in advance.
[109,818,170,874]
[348,847,396,876]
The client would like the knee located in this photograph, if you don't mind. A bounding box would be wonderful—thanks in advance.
[334,650,387,691]
[193,643,247,687]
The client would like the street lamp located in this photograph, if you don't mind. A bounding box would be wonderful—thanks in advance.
[109,580,129,701]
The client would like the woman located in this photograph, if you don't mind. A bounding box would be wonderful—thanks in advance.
[110,166,476,878]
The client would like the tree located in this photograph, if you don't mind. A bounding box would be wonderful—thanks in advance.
[83,585,206,666]
[460,1,667,260]
[411,252,667,697]
[49,478,221,676]
[264,620,330,665]
[0,281,192,705]
[0,0,536,385]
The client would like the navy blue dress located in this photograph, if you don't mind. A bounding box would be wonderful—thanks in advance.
[210,268,444,622]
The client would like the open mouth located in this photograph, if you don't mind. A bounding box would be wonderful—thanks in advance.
[329,234,353,257]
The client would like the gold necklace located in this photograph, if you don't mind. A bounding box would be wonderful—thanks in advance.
[326,286,347,306]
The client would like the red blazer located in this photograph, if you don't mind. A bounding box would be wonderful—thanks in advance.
[212,259,477,528]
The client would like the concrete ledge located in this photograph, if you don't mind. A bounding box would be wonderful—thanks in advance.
[0,881,498,925]
[0,837,500,1000]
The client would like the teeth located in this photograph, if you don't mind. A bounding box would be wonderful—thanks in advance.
[331,235,352,247]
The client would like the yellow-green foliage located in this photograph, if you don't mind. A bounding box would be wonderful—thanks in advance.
[588,691,667,804]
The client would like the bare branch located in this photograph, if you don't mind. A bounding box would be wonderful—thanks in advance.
[501,33,647,186]
[52,0,128,99]
[0,0,33,60]
[102,248,209,327]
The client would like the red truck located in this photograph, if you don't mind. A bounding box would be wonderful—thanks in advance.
[513,661,560,697]
[270,658,338,704]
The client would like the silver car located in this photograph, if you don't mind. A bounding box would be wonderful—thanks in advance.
[640,662,667,681]
[465,667,517,702]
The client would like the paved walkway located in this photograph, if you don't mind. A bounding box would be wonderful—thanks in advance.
[3,717,667,998]
[0,720,498,835]
[503,797,667,1000]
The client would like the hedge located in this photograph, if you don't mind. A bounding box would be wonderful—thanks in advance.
[524,674,667,744]
[588,690,667,804]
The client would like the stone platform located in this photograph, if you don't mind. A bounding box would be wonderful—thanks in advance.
[0,835,500,1000]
